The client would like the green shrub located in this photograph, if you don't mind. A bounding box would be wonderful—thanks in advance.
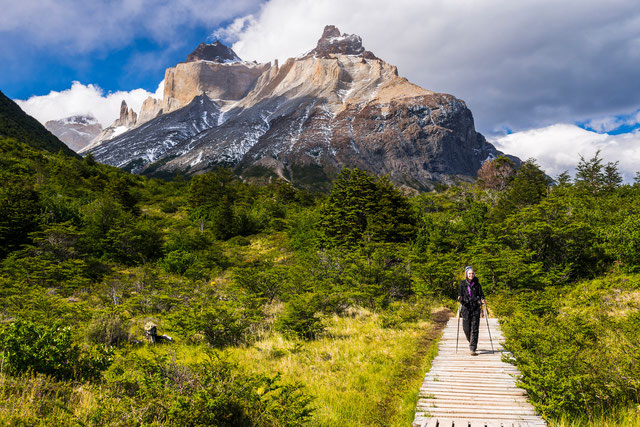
[101,352,314,426]
[171,300,263,348]
[275,294,325,340]
[233,262,289,303]
[200,303,258,347]
[379,312,403,329]
[0,320,112,381]
[498,280,640,420]
[160,249,197,274]
[86,312,129,346]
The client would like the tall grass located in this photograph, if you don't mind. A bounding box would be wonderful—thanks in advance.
[550,406,640,427]
[225,305,446,426]
[0,304,446,426]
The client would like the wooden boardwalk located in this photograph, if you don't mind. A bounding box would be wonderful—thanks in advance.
[413,315,546,427]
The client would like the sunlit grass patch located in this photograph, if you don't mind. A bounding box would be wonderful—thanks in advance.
[225,306,445,426]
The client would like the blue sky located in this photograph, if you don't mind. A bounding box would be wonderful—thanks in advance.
[1,1,263,100]
[4,0,640,180]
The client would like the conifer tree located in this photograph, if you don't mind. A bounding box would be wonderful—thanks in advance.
[319,168,416,247]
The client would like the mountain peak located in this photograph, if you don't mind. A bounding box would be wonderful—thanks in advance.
[186,41,242,63]
[309,25,366,57]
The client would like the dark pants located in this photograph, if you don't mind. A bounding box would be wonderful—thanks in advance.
[461,305,481,351]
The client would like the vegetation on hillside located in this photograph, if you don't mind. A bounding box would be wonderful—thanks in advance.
[0,135,639,425]
[0,91,77,156]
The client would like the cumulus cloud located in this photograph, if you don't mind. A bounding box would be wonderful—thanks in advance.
[583,109,640,133]
[1,0,262,53]
[15,81,164,127]
[491,124,640,182]
[217,0,640,135]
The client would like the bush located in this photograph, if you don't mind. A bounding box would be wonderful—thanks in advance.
[86,313,129,346]
[171,300,263,348]
[498,280,640,420]
[233,262,289,303]
[160,250,197,275]
[0,320,112,381]
[101,352,314,426]
[275,294,325,340]
[379,301,431,329]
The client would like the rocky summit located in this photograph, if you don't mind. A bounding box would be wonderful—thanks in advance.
[45,115,102,152]
[186,41,242,63]
[87,26,507,190]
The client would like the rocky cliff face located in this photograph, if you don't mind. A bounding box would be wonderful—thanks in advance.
[137,96,163,125]
[44,115,102,152]
[162,43,269,114]
[88,26,507,190]
[84,100,140,150]
[87,95,220,172]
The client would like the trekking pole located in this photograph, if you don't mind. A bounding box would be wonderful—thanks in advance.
[455,302,461,354]
[483,302,494,354]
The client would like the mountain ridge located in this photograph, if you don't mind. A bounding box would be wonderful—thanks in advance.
[87,26,507,190]
[0,89,78,157]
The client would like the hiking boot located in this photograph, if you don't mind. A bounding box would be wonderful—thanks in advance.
[470,350,478,356]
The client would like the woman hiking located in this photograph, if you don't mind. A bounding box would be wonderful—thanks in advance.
[458,266,485,356]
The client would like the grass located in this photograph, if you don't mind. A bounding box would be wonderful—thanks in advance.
[549,407,640,427]
[0,302,448,426]
[224,305,449,426]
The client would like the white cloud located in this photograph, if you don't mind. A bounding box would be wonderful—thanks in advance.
[491,124,640,182]
[1,0,263,53]
[212,15,257,43]
[217,0,640,135]
[584,116,626,133]
[584,109,640,133]
[15,81,164,127]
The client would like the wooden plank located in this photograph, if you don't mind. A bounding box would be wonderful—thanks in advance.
[422,408,538,416]
[413,316,546,427]
[417,401,536,411]
[418,399,533,407]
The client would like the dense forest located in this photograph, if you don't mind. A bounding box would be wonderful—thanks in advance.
[0,134,639,426]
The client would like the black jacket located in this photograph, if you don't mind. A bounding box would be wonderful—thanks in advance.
[458,278,485,309]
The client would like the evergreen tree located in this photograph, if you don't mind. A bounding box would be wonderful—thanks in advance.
[554,171,571,187]
[603,161,622,191]
[575,150,605,194]
[491,159,550,221]
[319,168,416,247]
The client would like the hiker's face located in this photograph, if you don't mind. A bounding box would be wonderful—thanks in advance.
[467,270,475,280]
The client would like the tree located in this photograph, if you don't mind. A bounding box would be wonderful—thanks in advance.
[575,150,605,194]
[491,159,550,221]
[188,168,237,213]
[0,180,41,258]
[476,156,517,190]
[319,168,416,247]
[603,161,622,192]
[554,171,571,187]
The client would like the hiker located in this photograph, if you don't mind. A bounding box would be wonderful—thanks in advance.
[458,266,485,356]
